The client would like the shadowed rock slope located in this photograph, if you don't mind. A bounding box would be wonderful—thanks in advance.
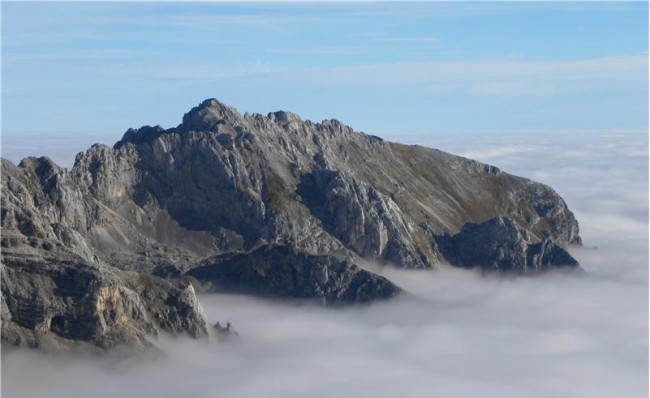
[1,98,581,350]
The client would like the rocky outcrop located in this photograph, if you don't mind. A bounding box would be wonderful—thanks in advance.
[1,98,581,350]
[297,170,431,268]
[213,321,240,343]
[434,217,579,273]
[187,244,400,304]
[0,237,208,351]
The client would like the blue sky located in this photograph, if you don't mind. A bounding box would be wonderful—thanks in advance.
[2,1,648,160]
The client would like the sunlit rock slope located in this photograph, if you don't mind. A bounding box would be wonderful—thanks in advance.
[1,98,581,350]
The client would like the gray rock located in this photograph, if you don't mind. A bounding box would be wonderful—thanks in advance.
[1,98,582,350]
[213,321,240,343]
[0,240,208,351]
[187,244,401,304]
[434,216,579,272]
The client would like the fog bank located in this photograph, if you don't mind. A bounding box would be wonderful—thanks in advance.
[2,131,647,398]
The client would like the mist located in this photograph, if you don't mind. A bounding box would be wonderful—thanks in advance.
[1,131,119,169]
[2,131,647,398]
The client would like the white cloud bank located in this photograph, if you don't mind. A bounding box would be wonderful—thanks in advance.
[2,130,647,398]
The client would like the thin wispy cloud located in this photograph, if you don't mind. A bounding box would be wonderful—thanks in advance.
[2,2,647,156]
[290,54,648,96]
[167,13,323,31]
[70,53,644,95]
[267,47,369,56]
[371,37,439,44]
[109,61,279,80]
[3,50,138,63]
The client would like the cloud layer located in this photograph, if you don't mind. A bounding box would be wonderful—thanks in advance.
[2,131,647,398]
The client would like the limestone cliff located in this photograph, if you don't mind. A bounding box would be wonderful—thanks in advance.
[1,98,581,350]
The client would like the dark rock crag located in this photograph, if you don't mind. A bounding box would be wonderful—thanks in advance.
[1,98,581,351]
[213,321,240,343]
[435,217,579,272]
[187,244,400,304]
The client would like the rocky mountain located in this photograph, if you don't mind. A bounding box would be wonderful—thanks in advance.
[1,98,581,351]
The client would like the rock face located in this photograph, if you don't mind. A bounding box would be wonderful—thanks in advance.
[1,98,581,350]
[435,217,579,272]
[187,244,400,304]
[0,235,209,351]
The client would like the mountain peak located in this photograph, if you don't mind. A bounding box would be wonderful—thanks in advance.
[179,98,242,132]
[1,97,582,351]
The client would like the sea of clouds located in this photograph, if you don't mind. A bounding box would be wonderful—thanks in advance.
[2,130,647,398]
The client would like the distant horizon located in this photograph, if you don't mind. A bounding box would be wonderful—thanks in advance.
[2,115,646,172]
[2,95,648,169]
[2,1,648,158]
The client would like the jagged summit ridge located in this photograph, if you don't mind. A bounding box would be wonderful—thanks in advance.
[2,98,581,351]
[115,98,359,150]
